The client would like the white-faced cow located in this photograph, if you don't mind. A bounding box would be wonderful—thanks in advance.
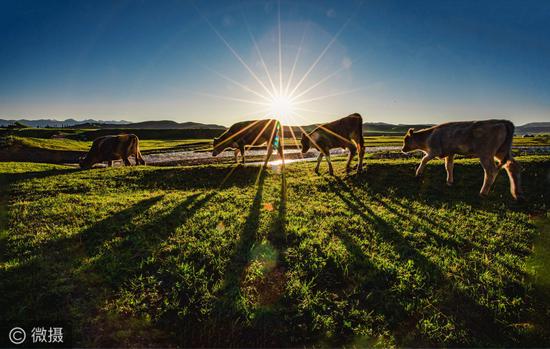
[300,113,365,175]
[79,134,146,169]
[402,119,523,200]
[212,119,284,167]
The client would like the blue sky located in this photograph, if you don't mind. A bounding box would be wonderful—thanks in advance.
[1,0,549,126]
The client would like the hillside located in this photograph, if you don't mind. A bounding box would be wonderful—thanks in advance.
[0,118,130,128]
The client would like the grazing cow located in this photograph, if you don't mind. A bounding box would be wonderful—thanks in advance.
[212,119,284,166]
[300,113,365,175]
[401,119,523,200]
[79,134,146,169]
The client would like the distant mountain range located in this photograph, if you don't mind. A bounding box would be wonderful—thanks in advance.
[0,118,226,130]
[1,118,549,134]
[0,118,130,128]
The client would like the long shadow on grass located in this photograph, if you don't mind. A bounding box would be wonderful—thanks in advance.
[0,195,164,324]
[191,169,267,347]
[355,160,550,213]
[0,192,216,346]
[329,177,511,346]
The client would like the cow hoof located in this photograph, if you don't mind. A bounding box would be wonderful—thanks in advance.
[446,181,453,186]
[479,192,489,199]
[514,194,526,203]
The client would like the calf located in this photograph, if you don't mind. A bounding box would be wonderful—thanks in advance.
[402,119,523,200]
[79,134,146,169]
[212,119,284,166]
[300,113,365,175]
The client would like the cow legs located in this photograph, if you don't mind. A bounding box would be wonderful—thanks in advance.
[263,144,274,168]
[345,147,356,174]
[416,154,434,177]
[315,153,324,174]
[357,144,365,173]
[107,161,113,167]
[135,152,146,165]
[325,152,334,176]
[479,157,498,197]
[123,158,131,166]
[240,144,246,164]
[445,155,455,186]
[277,144,285,168]
[234,149,240,164]
[503,158,523,200]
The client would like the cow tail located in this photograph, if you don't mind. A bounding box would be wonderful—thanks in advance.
[496,121,515,167]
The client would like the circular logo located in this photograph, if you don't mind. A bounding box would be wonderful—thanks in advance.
[9,327,26,345]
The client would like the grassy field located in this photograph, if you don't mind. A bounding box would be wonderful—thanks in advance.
[1,156,550,347]
[3,134,549,154]
[3,136,212,153]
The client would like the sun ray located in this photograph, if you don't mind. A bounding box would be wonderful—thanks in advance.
[250,118,274,147]
[288,13,356,99]
[290,59,357,102]
[286,123,304,159]
[193,3,275,99]
[196,92,271,107]
[203,66,271,102]
[278,0,283,95]
[292,110,352,144]
[284,22,309,95]
[240,6,278,96]
[213,118,265,151]
[293,88,363,106]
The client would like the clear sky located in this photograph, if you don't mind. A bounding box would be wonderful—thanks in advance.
[1,0,549,126]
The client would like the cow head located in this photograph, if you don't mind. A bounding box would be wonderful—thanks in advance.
[79,155,92,169]
[402,128,416,153]
[300,134,311,153]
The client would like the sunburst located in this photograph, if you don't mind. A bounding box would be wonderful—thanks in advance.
[193,0,363,167]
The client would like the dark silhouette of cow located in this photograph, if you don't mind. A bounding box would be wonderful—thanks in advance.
[212,119,284,166]
[402,119,523,200]
[300,113,365,175]
[80,134,145,169]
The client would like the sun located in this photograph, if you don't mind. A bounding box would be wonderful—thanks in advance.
[269,94,296,125]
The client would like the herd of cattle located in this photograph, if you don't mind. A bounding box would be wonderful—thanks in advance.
[80,113,523,200]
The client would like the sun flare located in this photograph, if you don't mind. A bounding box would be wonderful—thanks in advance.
[269,94,296,124]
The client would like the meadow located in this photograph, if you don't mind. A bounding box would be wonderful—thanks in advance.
[2,133,549,155]
[1,155,549,347]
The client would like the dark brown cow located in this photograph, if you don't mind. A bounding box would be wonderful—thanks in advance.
[212,119,284,166]
[402,119,523,199]
[300,113,365,175]
[79,134,146,169]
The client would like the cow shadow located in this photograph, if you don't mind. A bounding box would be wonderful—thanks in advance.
[351,160,549,214]
[326,177,513,346]
[0,191,215,346]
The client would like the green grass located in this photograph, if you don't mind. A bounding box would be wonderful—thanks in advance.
[1,157,549,347]
[5,134,549,155]
[5,136,212,153]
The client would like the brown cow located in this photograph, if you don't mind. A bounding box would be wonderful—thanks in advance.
[212,119,284,166]
[79,134,146,169]
[300,113,365,175]
[401,119,523,200]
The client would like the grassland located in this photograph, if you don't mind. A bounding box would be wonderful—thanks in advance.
[1,156,549,347]
[3,136,212,153]
[3,134,549,155]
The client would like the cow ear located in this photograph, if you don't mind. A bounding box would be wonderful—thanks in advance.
[407,128,415,136]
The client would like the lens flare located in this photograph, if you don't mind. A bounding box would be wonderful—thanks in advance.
[269,94,295,125]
